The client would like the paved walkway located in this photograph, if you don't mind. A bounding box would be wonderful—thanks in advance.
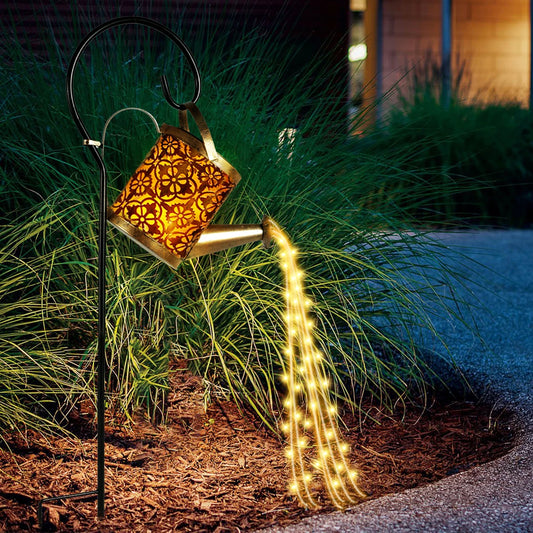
[261,230,533,532]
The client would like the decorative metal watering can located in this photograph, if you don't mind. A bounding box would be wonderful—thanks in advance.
[107,101,272,268]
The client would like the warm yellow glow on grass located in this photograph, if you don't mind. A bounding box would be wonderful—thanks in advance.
[271,222,365,509]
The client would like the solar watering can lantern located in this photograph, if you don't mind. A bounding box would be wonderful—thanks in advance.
[38,16,364,526]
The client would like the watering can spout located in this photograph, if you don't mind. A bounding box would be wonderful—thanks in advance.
[188,216,273,259]
[106,102,275,269]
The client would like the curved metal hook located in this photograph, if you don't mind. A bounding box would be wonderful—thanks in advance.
[66,16,201,147]
[63,17,201,519]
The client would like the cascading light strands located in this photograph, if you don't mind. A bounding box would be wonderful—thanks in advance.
[271,222,365,509]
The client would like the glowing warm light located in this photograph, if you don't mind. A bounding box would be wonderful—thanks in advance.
[349,43,367,62]
[107,122,240,269]
[272,222,365,509]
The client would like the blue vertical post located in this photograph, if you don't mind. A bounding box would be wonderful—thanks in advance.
[376,0,383,121]
[441,0,452,107]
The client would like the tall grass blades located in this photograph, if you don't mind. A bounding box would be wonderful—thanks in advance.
[0,200,90,438]
[355,52,533,227]
[0,7,475,439]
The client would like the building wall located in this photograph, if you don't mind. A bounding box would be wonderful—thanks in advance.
[2,0,349,125]
[381,0,441,99]
[454,0,529,103]
[380,0,530,106]
[1,1,349,63]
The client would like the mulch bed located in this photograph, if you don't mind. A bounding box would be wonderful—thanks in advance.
[0,363,515,532]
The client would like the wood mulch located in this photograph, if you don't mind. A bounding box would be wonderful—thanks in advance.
[0,363,515,532]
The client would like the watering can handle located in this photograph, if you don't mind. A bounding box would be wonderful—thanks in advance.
[178,102,219,162]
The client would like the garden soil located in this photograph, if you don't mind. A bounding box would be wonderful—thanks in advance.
[0,361,513,532]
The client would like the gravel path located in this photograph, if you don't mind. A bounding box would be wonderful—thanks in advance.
[260,229,533,533]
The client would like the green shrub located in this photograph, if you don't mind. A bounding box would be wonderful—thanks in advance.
[355,87,533,227]
[0,9,472,437]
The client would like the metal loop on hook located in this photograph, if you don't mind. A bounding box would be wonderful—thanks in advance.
[66,16,201,145]
[161,75,187,110]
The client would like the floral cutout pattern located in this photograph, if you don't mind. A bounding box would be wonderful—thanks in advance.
[110,132,235,259]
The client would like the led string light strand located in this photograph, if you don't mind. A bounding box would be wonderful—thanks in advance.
[271,222,365,509]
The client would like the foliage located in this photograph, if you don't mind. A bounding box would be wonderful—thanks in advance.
[353,53,533,227]
[0,8,472,438]
[0,200,90,439]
